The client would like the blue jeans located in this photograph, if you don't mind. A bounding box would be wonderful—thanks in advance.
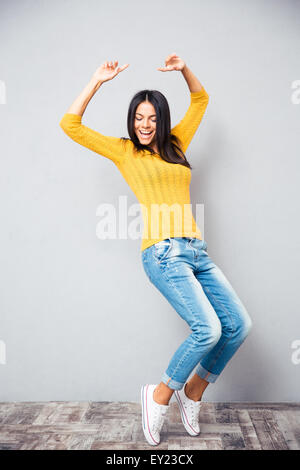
[141,237,253,390]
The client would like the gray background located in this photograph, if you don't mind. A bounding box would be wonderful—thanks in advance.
[0,0,299,402]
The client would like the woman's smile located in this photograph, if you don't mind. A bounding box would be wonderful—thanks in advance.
[139,130,154,139]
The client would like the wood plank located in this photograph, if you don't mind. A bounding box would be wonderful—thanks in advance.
[33,402,91,425]
[262,410,288,450]
[168,437,208,450]
[221,432,246,450]
[249,410,276,450]
[236,409,261,450]
[0,403,44,425]
[283,410,300,448]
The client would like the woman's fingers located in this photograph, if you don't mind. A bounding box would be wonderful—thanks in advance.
[157,52,180,70]
[104,60,117,68]
[157,65,174,72]
[165,52,178,63]
[104,60,128,71]
[166,52,177,61]
[114,63,129,73]
[159,64,173,70]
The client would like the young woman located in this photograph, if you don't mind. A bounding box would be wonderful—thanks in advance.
[60,53,253,447]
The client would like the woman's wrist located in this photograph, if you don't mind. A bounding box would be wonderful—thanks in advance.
[89,76,103,91]
[181,63,188,73]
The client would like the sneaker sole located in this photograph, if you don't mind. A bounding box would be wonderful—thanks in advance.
[174,390,200,436]
[141,385,160,446]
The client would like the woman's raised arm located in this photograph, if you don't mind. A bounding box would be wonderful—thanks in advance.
[66,61,129,116]
[157,53,209,153]
[59,61,130,165]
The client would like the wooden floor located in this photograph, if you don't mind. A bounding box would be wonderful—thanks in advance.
[0,401,299,450]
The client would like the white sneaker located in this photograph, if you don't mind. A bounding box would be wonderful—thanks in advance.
[141,384,169,446]
[174,384,201,436]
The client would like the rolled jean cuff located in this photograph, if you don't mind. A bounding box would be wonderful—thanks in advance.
[161,372,185,390]
[195,364,219,383]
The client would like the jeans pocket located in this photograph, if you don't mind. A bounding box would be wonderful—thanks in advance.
[142,252,153,282]
[154,238,173,263]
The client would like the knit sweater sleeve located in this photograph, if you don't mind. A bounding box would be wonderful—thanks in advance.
[171,87,209,153]
[59,113,126,165]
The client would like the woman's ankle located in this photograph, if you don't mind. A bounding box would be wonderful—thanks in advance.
[153,384,173,405]
[184,383,202,402]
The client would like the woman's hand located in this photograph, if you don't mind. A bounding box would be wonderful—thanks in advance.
[157,53,186,72]
[92,61,130,84]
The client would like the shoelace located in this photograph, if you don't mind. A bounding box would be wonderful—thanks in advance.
[152,404,168,433]
[186,400,201,426]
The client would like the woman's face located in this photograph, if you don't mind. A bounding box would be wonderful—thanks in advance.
[134,101,157,149]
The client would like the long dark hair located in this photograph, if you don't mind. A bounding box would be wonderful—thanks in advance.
[120,89,193,170]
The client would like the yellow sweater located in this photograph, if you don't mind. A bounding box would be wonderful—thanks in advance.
[59,87,209,251]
